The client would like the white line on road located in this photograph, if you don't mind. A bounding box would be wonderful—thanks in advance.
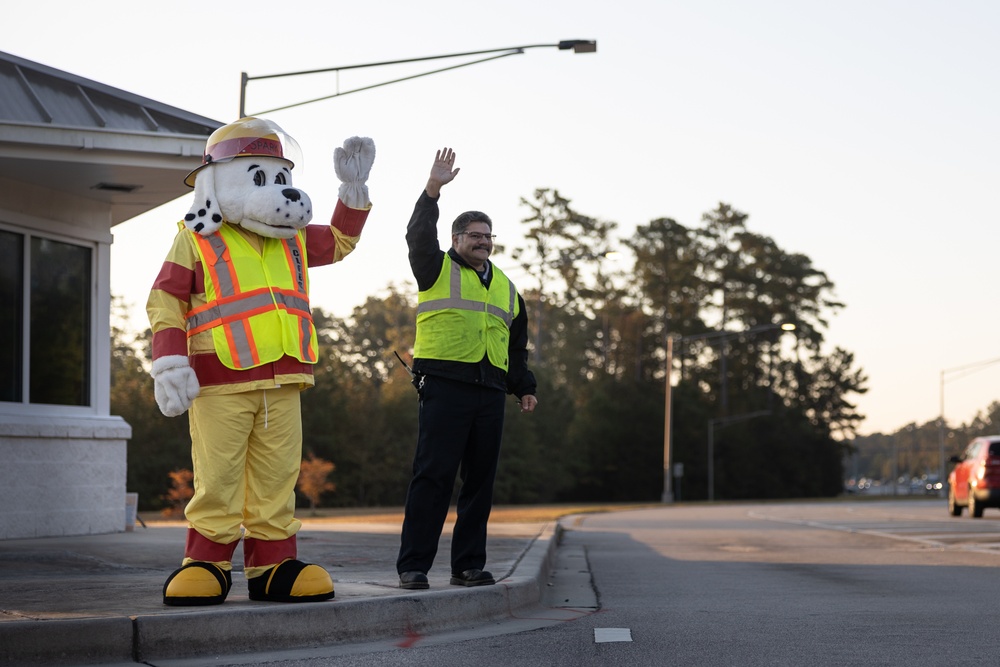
[594,628,633,643]
[748,511,1000,554]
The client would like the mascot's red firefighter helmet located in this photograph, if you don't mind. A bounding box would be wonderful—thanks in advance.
[184,117,302,187]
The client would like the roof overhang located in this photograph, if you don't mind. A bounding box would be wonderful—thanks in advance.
[0,121,208,225]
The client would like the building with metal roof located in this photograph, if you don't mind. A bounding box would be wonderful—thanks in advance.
[0,50,223,539]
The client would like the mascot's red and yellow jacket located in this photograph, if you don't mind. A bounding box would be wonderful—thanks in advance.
[147,199,368,388]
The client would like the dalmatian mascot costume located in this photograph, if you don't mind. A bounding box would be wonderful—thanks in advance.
[146,117,374,605]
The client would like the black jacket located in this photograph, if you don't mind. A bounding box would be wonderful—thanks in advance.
[405,190,536,398]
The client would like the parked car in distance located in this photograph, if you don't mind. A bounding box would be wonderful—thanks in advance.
[948,436,1000,518]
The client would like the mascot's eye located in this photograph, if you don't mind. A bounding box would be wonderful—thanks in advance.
[274,172,288,185]
[253,170,266,187]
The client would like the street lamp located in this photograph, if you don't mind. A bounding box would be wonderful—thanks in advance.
[239,40,597,117]
[938,356,1000,494]
[662,322,796,503]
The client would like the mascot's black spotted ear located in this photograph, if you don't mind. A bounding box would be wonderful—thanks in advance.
[184,169,224,236]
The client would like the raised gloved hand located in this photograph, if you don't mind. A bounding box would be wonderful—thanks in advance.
[334,136,376,209]
[151,355,200,417]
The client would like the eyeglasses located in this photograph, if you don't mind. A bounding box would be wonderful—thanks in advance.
[459,232,497,242]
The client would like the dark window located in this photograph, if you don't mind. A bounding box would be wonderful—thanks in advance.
[0,229,92,407]
[29,237,91,406]
[0,230,24,402]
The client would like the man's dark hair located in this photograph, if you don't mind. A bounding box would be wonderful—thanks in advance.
[452,211,493,234]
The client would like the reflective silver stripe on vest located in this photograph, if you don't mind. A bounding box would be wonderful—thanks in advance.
[191,232,314,367]
[298,312,313,360]
[203,234,255,364]
[283,236,312,360]
[187,292,272,331]
[416,261,515,327]
[284,237,307,292]
[281,292,310,313]
[186,291,310,332]
[206,234,236,296]
[229,320,254,367]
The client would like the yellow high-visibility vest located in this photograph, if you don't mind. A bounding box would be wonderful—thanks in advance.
[414,256,518,370]
[184,224,317,370]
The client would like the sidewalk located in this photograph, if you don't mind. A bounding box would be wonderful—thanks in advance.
[0,517,555,666]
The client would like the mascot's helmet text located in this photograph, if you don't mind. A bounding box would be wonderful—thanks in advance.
[185,117,300,187]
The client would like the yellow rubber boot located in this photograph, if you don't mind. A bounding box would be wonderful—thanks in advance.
[290,563,335,597]
[163,562,232,606]
[247,559,334,602]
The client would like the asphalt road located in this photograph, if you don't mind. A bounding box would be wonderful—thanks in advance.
[178,499,1000,667]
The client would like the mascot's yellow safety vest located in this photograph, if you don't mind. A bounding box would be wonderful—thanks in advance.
[414,256,518,370]
[184,224,318,370]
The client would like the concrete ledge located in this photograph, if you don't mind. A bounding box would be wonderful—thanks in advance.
[0,414,132,439]
[0,617,134,666]
[137,524,557,662]
[0,523,557,665]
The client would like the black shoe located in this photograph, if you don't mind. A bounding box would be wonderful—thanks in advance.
[399,571,429,590]
[450,569,495,587]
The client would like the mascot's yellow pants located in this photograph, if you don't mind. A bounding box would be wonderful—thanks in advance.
[183,385,303,579]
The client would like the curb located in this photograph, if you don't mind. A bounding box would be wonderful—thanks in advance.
[0,523,556,666]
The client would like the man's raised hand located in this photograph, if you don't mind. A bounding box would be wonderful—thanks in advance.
[425,147,460,198]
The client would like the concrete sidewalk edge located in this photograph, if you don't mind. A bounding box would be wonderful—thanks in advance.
[0,523,557,666]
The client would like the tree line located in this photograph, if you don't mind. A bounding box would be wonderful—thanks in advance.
[114,190,868,511]
[849,402,1000,485]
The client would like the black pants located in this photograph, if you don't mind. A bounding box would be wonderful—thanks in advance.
[397,375,506,575]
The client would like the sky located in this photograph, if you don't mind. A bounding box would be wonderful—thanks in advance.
[6,0,999,437]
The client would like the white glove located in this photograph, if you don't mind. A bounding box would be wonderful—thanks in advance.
[151,355,200,417]
[334,136,376,209]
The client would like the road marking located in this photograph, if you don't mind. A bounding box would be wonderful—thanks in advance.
[748,511,1000,554]
[594,628,632,643]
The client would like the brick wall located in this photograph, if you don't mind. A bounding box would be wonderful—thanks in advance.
[0,415,132,539]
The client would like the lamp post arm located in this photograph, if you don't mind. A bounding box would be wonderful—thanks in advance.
[941,356,1000,382]
[680,323,782,345]
[238,40,596,117]
[661,322,794,504]
[712,410,772,429]
[937,355,1000,494]
[245,52,522,117]
[245,44,569,82]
